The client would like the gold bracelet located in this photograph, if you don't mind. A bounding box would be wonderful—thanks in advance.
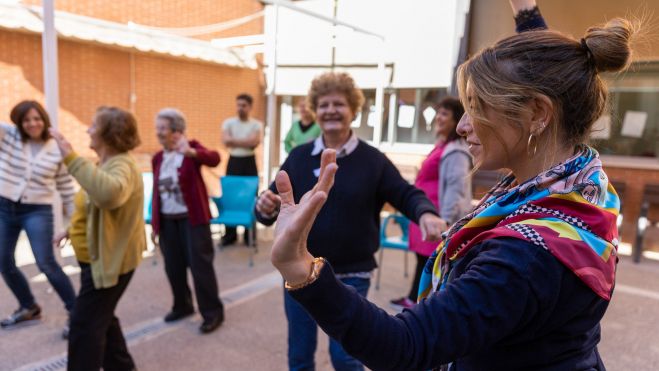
[285,257,326,291]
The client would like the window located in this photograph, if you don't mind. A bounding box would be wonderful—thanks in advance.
[376,88,448,148]
[591,62,659,159]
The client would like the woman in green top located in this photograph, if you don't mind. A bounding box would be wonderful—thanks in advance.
[50,106,145,371]
[284,99,321,153]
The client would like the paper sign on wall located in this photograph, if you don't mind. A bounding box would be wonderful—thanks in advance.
[397,105,415,128]
[590,115,611,140]
[620,111,647,138]
[422,106,436,127]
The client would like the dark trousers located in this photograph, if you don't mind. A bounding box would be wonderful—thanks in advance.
[224,155,258,243]
[159,216,224,321]
[408,253,429,302]
[68,263,134,371]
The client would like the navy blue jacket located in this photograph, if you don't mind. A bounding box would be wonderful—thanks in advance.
[257,140,437,274]
[291,238,609,370]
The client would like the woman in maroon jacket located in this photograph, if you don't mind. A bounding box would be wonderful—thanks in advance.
[151,108,224,334]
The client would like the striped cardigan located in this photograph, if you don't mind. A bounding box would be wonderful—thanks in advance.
[0,122,76,216]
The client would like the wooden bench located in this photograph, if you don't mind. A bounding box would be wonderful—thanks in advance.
[633,184,659,263]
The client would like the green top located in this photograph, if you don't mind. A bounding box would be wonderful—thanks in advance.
[284,120,321,153]
[64,152,146,289]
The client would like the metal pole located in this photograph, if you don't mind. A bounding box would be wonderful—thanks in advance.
[41,0,64,234]
[330,0,338,70]
[388,91,398,145]
[372,57,385,147]
[264,4,280,186]
[42,0,59,128]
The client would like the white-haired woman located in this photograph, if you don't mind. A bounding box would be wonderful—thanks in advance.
[152,108,224,334]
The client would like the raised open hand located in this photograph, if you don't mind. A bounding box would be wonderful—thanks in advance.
[49,128,73,157]
[271,149,338,286]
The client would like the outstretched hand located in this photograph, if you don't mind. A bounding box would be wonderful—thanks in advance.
[271,149,338,286]
[49,128,73,157]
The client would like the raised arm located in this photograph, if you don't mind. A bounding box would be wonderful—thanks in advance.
[268,150,554,370]
[289,239,549,370]
[187,140,220,167]
[64,154,136,210]
[509,0,547,32]
[0,122,11,142]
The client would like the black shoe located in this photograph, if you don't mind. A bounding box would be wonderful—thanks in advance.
[1,304,42,328]
[199,312,224,334]
[164,309,194,323]
[220,235,237,247]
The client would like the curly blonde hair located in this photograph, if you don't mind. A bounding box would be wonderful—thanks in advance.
[307,72,365,115]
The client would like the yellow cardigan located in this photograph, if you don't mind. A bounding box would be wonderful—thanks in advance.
[64,152,146,289]
[69,190,90,263]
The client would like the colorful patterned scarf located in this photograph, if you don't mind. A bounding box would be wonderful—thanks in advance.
[418,146,620,301]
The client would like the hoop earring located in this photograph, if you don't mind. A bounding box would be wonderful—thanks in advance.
[527,133,538,157]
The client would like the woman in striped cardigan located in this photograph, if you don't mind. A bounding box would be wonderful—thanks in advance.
[0,100,77,336]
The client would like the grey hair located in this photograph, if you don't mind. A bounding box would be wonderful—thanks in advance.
[156,108,186,133]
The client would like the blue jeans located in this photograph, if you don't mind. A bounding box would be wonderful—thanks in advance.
[284,276,370,371]
[0,197,76,311]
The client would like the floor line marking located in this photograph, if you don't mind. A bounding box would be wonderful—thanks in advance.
[14,270,281,371]
[614,283,659,301]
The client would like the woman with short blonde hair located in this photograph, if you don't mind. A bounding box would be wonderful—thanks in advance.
[256,71,446,370]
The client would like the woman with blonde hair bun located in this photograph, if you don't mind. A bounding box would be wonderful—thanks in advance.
[268,15,637,371]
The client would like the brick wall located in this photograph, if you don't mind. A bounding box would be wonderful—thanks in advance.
[22,0,264,41]
[0,28,264,195]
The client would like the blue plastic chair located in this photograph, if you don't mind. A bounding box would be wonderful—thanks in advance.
[210,176,259,266]
[375,213,411,290]
[142,172,153,224]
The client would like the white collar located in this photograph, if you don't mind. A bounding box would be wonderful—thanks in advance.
[311,131,359,158]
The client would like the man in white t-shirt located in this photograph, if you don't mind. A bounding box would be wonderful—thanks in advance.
[221,93,262,246]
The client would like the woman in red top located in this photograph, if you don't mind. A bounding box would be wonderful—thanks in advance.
[391,97,472,310]
[151,108,224,334]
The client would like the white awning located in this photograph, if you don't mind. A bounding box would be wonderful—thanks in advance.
[0,1,257,69]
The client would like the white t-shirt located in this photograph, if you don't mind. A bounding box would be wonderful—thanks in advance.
[158,151,188,215]
[222,117,262,157]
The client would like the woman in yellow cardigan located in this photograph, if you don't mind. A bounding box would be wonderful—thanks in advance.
[51,106,145,371]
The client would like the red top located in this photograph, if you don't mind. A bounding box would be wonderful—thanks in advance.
[408,142,446,256]
[151,140,220,234]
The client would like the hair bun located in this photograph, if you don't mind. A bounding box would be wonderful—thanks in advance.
[583,18,635,73]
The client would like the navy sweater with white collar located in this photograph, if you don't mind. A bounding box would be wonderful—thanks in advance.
[256,140,437,274]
